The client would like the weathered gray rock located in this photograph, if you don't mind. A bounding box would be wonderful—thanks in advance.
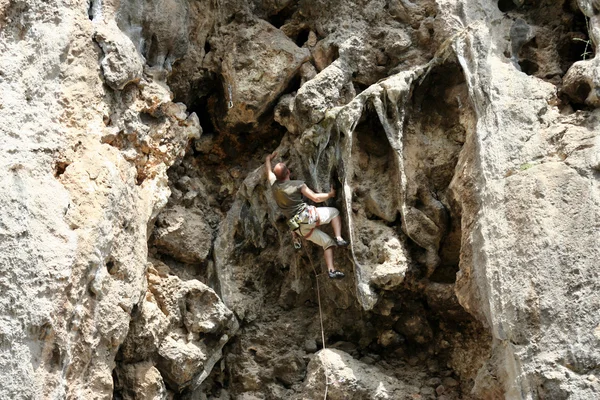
[447,1,600,397]
[152,205,213,264]
[353,219,410,292]
[115,0,190,70]
[562,0,600,104]
[272,353,307,387]
[0,1,202,398]
[212,18,310,128]
[101,83,201,184]
[274,94,299,134]
[298,349,419,399]
[157,336,209,389]
[2,0,600,399]
[393,304,433,345]
[294,57,353,126]
[115,362,169,400]
[120,261,238,391]
[509,18,534,69]
[94,20,144,90]
[120,280,170,363]
[562,59,600,106]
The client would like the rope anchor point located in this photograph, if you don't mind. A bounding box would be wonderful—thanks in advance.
[228,84,234,109]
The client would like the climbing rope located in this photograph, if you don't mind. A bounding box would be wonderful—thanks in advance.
[302,243,330,399]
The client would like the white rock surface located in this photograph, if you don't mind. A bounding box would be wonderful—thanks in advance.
[0,1,201,398]
[94,20,144,90]
[446,1,600,397]
[152,205,213,264]
[213,18,310,128]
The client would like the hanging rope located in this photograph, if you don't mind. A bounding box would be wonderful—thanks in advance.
[302,244,330,399]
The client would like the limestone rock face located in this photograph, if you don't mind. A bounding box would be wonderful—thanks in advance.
[94,20,145,90]
[211,1,599,398]
[115,0,190,70]
[152,205,213,264]
[562,0,600,106]
[211,18,311,129]
[115,362,169,400]
[1,0,600,399]
[119,261,238,392]
[0,0,201,398]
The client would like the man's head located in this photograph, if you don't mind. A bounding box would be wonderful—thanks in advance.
[273,162,290,181]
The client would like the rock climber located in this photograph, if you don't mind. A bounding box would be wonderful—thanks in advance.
[265,151,348,279]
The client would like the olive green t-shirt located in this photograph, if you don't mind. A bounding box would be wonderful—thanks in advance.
[271,180,306,218]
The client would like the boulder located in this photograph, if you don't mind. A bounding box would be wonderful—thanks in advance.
[298,349,419,399]
[122,262,238,391]
[115,362,169,400]
[94,20,144,90]
[152,205,213,264]
[214,19,310,128]
[562,59,600,107]
[115,0,190,70]
[120,289,170,363]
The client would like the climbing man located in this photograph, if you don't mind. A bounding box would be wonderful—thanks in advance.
[265,151,348,279]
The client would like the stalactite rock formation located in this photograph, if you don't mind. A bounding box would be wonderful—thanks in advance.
[0,0,599,399]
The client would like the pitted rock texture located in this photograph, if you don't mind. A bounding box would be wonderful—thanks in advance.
[152,205,213,264]
[300,349,422,399]
[116,261,238,393]
[211,18,311,129]
[1,0,599,399]
[0,0,201,398]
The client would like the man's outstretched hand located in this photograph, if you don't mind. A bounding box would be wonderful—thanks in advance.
[266,151,277,161]
[265,151,277,183]
[328,187,336,199]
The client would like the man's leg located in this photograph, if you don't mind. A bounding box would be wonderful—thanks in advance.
[324,247,334,272]
[323,245,344,278]
[316,207,347,244]
[299,226,344,278]
[331,215,342,240]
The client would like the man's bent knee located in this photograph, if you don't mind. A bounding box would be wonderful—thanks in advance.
[316,207,339,224]
[305,228,336,249]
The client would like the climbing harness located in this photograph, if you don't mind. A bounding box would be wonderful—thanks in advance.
[227,84,234,109]
[288,206,320,240]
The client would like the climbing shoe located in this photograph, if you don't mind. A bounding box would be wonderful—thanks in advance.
[328,270,345,279]
[335,238,349,247]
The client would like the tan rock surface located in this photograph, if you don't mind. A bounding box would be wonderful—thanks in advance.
[299,349,420,400]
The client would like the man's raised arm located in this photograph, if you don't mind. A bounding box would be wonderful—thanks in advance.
[301,185,336,203]
[265,151,277,185]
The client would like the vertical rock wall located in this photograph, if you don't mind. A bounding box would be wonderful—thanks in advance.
[0,0,203,398]
[451,1,600,397]
[0,0,598,399]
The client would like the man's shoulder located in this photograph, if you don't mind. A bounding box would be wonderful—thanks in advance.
[273,179,305,188]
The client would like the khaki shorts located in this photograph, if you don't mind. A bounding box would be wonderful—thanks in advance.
[299,207,339,249]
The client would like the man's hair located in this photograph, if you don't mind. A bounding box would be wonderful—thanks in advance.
[273,163,289,180]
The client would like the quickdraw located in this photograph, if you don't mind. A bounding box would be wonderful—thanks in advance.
[289,206,321,240]
[227,84,233,109]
